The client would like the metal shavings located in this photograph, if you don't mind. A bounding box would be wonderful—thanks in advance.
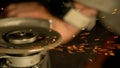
[101,16,106,19]
[1,8,4,10]
[66,45,85,53]
[80,36,86,39]
[68,50,74,54]
[106,40,114,44]
[45,36,50,39]
[92,49,97,53]
[94,46,99,50]
[81,28,86,30]
[37,36,43,39]
[67,46,74,51]
[98,48,108,52]
[72,35,76,38]
[112,9,120,14]
[106,26,113,32]
[113,9,118,12]
[92,47,116,56]
[108,51,115,56]
[113,36,119,39]
[78,46,85,52]
[104,52,108,56]
[29,29,33,32]
[94,38,100,41]
[51,32,119,56]
[72,45,78,50]
[84,32,90,35]
[56,48,63,51]
[79,45,85,48]
[116,44,120,49]
[106,45,116,50]
[112,12,117,14]
[52,38,56,43]
[53,44,117,56]
[80,32,90,36]
[88,58,93,62]
[78,48,84,52]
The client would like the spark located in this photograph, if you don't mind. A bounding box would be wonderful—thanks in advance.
[81,28,86,30]
[112,8,120,14]
[101,16,106,19]
[1,8,4,10]
[112,12,117,14]
[108,51,115,56]
[88,58,93,62]
[113,36,119,39]
[104,52,108,56]
[52,38,56,42]
[72,35,76,38]
[94,38,100,41]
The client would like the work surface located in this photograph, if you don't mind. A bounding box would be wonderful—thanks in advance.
[49,22,120,68]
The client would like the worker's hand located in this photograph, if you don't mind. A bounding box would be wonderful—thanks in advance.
[73,2,97,16]
[5,2,97,44]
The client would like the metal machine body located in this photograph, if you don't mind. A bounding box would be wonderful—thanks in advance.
[0,18,61,68]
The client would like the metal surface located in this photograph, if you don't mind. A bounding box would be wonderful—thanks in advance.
[99,11,120,35]
[6,30,37,44]
[6,53,41,67]
[74,0,120,14]
[0,18,62,55]
[74,0,120,35]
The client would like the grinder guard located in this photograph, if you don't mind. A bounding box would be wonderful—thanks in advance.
[0,18,61,68]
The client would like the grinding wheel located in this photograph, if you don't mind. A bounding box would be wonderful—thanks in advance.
[0,18,62,55]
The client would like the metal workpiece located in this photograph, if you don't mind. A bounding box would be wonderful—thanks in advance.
[99,10,120,35]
